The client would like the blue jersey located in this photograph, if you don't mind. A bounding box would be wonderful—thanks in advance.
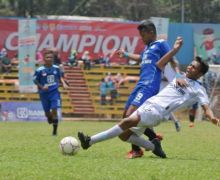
[33,65,62,94]
[138,39,171,89]
[125,39,171,110]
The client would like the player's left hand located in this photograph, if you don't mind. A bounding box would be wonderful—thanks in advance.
[63,82,69,89]
[62,79,69,89]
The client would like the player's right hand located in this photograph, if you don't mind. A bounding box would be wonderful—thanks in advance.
[116,49,125,58]
[42,85,49,91]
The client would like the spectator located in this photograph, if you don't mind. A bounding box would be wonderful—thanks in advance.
[36,51,44,65]
[107,78,118,105]
[1,55,12,74]
[68,49,78,67]
[0,48,7,58]
[11,53,19,66]
[82,51,91,70]
[99,78,108,105]
[103,53,111,67]
[104,72,112,82]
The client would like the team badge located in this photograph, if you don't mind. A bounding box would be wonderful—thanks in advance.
[42,71,47,76]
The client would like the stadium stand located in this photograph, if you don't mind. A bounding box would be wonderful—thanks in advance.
[1,63,212,120]
[0,65,73,114]
[0,64,139,118]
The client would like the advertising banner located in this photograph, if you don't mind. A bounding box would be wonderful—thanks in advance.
[18,19,37,93]
[0,102,46,121]
[0,18,144,63]
[0,17,171,64]
[193,24,220,64]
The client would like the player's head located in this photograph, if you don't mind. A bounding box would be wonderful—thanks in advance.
[186,56,209,80]
[137,20,157,45]
[43,49,54,67]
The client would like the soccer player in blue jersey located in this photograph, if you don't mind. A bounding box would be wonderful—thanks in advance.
[33,49,68,136]
[116,20,182,158]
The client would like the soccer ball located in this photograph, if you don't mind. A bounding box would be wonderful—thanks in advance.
[59,136,80,155]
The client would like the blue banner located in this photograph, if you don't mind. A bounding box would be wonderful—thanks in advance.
[0,102,46,121]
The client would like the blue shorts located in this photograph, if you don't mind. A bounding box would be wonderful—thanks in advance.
[125,86,158,110]
[39,90,61,112]
[191,102,199,110]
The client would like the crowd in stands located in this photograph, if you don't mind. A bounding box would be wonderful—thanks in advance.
[0,48,13,74]
[98,72,124,105]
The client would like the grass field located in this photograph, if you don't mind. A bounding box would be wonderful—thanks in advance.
[0,120,220,180]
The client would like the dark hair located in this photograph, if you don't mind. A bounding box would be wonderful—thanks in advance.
[137,20,156,35]
[43,49,54,56]
[195,56,209,75]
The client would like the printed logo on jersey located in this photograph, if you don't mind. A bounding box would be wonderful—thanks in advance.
[42,71,47,76]
[53,70,57,75]
[174,84,186,95]
[134,92,143,103]
[149,45,156,50]
[47,75,55,85]
[143,107,152,112]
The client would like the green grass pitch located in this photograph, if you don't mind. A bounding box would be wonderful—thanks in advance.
[0,120,220,180]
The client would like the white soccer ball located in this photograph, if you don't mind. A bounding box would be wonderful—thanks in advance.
[59,136,80,155]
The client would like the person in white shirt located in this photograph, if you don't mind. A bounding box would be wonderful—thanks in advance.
[78,41,220,159]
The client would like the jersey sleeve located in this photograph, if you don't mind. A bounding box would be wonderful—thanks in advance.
[33,70,41,85]
[60,67,64,78]
[197,87,209,105]
[160,40,171,56]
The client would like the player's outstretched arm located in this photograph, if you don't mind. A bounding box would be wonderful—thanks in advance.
[116,49,141,62]
[61,77,69,89]
[202,104,220,127]
[156,36,183,70]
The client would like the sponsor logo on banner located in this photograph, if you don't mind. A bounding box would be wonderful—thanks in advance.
[0,102,47,121]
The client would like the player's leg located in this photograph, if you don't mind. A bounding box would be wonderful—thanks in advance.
[78,112,140,149]
[189,102,198,127]
[45,111,53,124]
[78,108,166,158]
[129,104,166,158]
[123,129,166,158]
[51,108,58,136]
[126,88,163,158]
[39,93,52,124]
[170,112,181,132]
[123,104,144,158]
[50,91,61,136]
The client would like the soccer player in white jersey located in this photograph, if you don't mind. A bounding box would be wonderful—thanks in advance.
[78,44,220,159]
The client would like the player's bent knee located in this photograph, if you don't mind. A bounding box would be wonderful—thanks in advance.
[118,129,133,141]
[118,134,128,141]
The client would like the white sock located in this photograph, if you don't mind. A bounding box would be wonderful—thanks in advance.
[127,134,155,151]
[90,125,123,145]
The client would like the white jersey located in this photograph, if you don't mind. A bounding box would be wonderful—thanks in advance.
[160,63,176,90]
[146,77,209,118]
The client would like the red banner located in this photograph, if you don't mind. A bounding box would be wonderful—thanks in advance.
[0,18,144,63]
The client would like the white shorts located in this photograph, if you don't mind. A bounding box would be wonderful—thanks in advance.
[130,103,163,136]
